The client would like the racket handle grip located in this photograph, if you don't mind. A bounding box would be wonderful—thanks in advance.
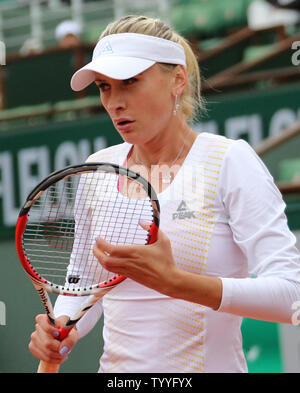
[37,361,60,373]
[36,327,71,373]
[57,326,72,341]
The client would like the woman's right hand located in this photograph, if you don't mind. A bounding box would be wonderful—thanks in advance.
[28,314,79,365]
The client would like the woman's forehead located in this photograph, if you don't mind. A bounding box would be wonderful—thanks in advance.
[94,64,164,83]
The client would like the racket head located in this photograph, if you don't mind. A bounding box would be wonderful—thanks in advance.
[15,162,160,296]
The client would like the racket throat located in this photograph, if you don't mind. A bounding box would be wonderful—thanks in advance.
[32,282,56,325]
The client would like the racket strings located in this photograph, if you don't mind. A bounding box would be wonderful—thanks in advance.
[74,173,107,287]
[74,173,151,286]
[24,181,75,282]
[23,170,154,292]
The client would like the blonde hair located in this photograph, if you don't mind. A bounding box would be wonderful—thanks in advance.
[99,15,204,123]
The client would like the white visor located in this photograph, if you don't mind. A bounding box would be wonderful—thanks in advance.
[70,33,187,91]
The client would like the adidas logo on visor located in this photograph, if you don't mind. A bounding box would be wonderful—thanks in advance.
[97,42,114,56]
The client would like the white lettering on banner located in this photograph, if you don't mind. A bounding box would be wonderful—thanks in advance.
[0,137,108,230]
[93,136,106,153]
[78,139,91,164]
[54,139,102,170]
[291,41,300,66]
[0,152,19,226]
[225,114,263,147]
[197,107,300,144]
[193,121,218,134]
[269,109,297,137]
[55,141,83,170]
[0,301,6,326]
[18,146,50,206]
[0,40,5,66]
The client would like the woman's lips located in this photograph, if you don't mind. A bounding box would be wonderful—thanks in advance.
[114,119,135,132]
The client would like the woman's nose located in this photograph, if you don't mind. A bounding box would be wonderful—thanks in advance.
[106,90,126,113]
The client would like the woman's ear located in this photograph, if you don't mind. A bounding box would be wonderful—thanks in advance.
[171,65,188,98]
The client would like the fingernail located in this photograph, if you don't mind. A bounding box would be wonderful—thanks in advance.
[59,346,69,356]
[52,330,60,338]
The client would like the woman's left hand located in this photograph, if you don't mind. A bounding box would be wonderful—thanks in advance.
[93,227,179,297]
[93,225,223,309]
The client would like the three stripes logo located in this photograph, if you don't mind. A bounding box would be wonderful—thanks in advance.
[172,201,196,220]
[98,42,114,56]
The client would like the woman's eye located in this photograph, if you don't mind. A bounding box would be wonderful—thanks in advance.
[98,83,110,91]
[123,78,137,86]
[96,78,137,91]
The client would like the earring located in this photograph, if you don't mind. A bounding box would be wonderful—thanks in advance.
[173,94,180,115]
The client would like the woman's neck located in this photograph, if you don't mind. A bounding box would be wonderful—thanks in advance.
[133,123,197,168]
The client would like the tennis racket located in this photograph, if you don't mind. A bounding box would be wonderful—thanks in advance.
[15,162,160,373]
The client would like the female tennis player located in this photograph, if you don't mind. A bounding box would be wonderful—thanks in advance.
[28,15,300,372]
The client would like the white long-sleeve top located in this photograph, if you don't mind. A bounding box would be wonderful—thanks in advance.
[54,132,300,373]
